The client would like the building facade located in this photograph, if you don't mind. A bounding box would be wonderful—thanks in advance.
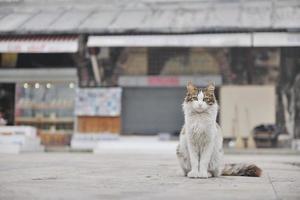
[0,0,299,145]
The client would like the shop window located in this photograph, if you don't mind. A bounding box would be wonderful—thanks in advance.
[252,48,280,84]
[78,47,225,87]
[0,84,15,125]
[15,82,75,134]
[230,48,280,85]
[0,53,18,68]
[16,53,75,68]
[148,48,221,75]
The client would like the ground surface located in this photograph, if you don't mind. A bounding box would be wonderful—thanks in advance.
[0,144,300,200]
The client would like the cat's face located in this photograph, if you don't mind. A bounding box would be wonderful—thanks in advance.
[184,82,216,113]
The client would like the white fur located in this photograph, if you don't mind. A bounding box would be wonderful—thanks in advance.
[177,97,223,178]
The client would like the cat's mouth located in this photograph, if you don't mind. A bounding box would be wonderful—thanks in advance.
[192,108,207,114]
[194,105,207,113]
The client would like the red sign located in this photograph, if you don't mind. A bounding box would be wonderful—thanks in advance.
[148,76,179,86]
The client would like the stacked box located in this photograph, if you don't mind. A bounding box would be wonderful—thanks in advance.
[39,132,71,146]
[0,126,44,154]
[72,88,122,151]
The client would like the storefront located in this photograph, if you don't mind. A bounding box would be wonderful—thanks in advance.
[85,32,300,138]
[85,34,249,134]
[0,35,79,146]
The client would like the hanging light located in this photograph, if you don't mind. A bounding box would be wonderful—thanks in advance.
[23,83,29,89]
[46,83,51,89]
[69,82,75,89]
[35,83,40,89]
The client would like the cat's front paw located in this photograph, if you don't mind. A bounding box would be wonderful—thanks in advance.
[198,171,209,179]
[187,170,200,178]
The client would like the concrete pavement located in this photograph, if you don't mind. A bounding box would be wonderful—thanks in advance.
[0,150,300,200]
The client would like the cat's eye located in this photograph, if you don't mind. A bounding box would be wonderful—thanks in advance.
[192,97,198,100]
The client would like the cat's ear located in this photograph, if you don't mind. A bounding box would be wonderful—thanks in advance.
[186,81,196,93]
[206,82,215,93]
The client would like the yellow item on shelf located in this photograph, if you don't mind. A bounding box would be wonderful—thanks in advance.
[235,136,244,149]
[247,135,257,149]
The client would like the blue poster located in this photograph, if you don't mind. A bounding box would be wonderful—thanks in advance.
[75,88,122,116]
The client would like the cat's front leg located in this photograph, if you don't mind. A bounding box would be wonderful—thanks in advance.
[198,141,214,179]
[186,138,200,178]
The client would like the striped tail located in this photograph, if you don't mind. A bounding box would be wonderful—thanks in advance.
[222,163,262,177]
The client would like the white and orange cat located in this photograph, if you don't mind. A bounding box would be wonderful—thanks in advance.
[176,82,262,178]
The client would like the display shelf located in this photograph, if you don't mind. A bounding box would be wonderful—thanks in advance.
[15,82,76,146]
[15,117,74,124]
[17,105,73,110]
[39,130,73,135]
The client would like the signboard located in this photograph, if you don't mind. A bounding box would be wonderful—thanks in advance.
[0,37,79,53]
[87,34,252,47]
[75,88,122,116]
[119,75,222,87]
[148,76,180,86]
[253,33,300,47]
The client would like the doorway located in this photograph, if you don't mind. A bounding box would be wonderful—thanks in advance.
[0,83,15,125]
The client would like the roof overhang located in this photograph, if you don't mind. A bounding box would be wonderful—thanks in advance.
[88,32,300,48]
[0,36,79,53]
[87,33,252,47]
[0,68,77,83]
[253,32,300,47]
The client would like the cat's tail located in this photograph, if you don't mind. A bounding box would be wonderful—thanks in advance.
[222,163,262,177]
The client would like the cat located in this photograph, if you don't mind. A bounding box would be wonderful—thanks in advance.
[176,82,262,178]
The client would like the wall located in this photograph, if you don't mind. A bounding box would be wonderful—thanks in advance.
[220,85,276,138]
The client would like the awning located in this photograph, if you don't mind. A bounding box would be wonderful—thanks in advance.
[0,68,77,83]
[88,32,300,48]
[87,33,252,47]
[253,32,300,47]
[0,36,79,53]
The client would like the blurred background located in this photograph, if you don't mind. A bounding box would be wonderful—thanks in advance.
[0,0,299,153]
